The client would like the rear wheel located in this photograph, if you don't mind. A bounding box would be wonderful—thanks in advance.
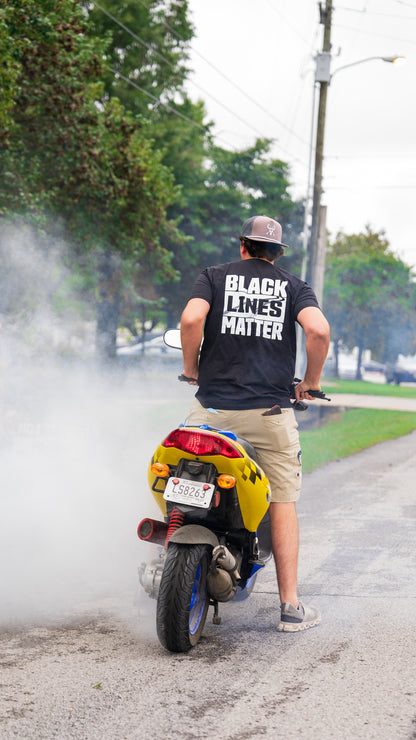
[156,543,211,652]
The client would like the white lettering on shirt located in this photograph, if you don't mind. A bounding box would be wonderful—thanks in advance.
[222,273,287,340]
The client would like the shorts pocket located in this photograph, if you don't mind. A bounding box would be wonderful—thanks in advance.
[263,410,299,452]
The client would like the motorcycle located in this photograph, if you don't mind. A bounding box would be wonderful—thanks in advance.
[137,330,329,653]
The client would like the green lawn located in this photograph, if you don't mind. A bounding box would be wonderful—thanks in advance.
[138,378,416,475]
[300,408,416,473]
[322,377,416,398]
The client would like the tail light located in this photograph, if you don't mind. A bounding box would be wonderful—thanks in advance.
[217,474,236,489]
[151,462,170,477]
[162,428,242,459]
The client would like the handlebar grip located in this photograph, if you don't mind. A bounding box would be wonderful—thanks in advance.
[307,390,331,401]
[289,382,331,402]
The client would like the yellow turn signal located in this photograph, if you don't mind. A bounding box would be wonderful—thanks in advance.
[151,462,170,478]
[217,474,236,489]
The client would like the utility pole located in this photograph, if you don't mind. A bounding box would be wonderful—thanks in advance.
[306,0,333,305]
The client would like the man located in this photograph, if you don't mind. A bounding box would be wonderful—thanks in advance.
[180,215,330,631]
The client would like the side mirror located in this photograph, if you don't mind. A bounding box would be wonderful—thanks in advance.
[163,329,182,350]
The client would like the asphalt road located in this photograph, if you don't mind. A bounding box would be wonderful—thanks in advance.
[1,430,415,739]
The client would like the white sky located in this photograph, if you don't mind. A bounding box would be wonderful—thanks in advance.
[185,0,416,269]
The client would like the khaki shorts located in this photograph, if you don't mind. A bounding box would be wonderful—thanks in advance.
[185,400,302,503]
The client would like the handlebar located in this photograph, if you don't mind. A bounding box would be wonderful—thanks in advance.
[289,380,331,410]
[304,389,331,400]
[178,374,331,408]
[178,373,198,383]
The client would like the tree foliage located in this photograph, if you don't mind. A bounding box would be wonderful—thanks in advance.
[0,0,187,357]
[324,227,416,374]
[86,0,193,118]
[84,2,305,327]
[157,137,305,325]
[0,0,179,267]
[0,0,306,356]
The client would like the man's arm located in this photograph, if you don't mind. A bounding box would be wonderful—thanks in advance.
[295,306,330,401]
[180,298,210,384]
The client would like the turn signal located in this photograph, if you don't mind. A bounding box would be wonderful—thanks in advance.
[217,474,236,489]
[151,462,170,478]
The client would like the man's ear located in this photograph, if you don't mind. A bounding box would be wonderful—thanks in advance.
[240,238,249,259]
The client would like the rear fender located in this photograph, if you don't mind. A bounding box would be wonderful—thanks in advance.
[169,524,219,548]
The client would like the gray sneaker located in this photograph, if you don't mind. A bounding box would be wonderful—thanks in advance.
[278,601,321,632]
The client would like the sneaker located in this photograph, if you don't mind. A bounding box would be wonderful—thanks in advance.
[278,601,321,632]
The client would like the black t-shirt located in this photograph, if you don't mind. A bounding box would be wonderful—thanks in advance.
[189,259,319,410]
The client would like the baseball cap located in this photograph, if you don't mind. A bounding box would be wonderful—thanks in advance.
[240,215,289,248]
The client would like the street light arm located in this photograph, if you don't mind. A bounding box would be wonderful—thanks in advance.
[331,55,406,80]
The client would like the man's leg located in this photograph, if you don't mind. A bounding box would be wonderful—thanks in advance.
[269,501,299,607]
[270,500,321,632]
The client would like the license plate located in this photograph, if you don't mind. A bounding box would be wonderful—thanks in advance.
[163,477,215,509]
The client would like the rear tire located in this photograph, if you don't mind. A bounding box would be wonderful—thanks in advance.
[156,543,211,652]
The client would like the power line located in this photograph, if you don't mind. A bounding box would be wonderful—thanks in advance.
[394,0,416,8]
[113,67,308,162]
[262,0,317,47]
[333,21,416,46]
[92,2,237,147]
[111,70,205,131]
[93,1,310,169]
[326,153,415,160]
[337,1,416,16]
[132,0,311,151]
[337,3,416,17]
[95,2,268,142]
[112,71,247,151]
[94,2,278,146]
[324,183,416,189]
[94,2,176,67]
[111,69,240,151]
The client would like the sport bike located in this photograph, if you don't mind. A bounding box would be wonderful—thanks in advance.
[137,330,329,652]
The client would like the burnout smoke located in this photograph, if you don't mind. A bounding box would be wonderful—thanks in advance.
[0,224,186,627]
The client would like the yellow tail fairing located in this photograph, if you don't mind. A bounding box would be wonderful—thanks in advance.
[148,427,271,531]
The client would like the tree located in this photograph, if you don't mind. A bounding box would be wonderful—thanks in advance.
[204,139,303,268]
[86,0,193,118]
[157,137,305,326]
[324,227,416,378]
[1,0,306,358]
[81,2,307,336]
[0,8,20,130]
[84,4,306,329]
[0,0,181,359]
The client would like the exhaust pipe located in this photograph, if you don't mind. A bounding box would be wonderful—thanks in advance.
[137,518,168,546]
[207,545,241,602]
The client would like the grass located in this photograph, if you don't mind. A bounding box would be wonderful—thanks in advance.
[322,377,416,398]
[137,376,416,475]
[300,408,416,473]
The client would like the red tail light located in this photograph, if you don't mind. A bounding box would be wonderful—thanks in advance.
[162,428,242,459]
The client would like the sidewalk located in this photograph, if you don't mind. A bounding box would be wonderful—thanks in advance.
[315,392,416,412]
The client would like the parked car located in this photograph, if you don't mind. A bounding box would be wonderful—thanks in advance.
[385,363,416,385]
[360,361,387,384]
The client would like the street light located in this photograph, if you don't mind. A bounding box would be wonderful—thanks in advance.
[305,52,406,305]
[332,55,406,79]
[296,50,405,376]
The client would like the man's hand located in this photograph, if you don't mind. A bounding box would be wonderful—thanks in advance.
[180,370,199,385]
[294,379,322,402]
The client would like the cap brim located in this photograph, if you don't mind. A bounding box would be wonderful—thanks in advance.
[244,236,289,248]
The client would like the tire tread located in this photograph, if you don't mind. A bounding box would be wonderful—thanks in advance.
[156,543,210,652]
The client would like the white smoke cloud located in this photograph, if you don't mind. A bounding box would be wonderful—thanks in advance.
[0,223,187,627]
